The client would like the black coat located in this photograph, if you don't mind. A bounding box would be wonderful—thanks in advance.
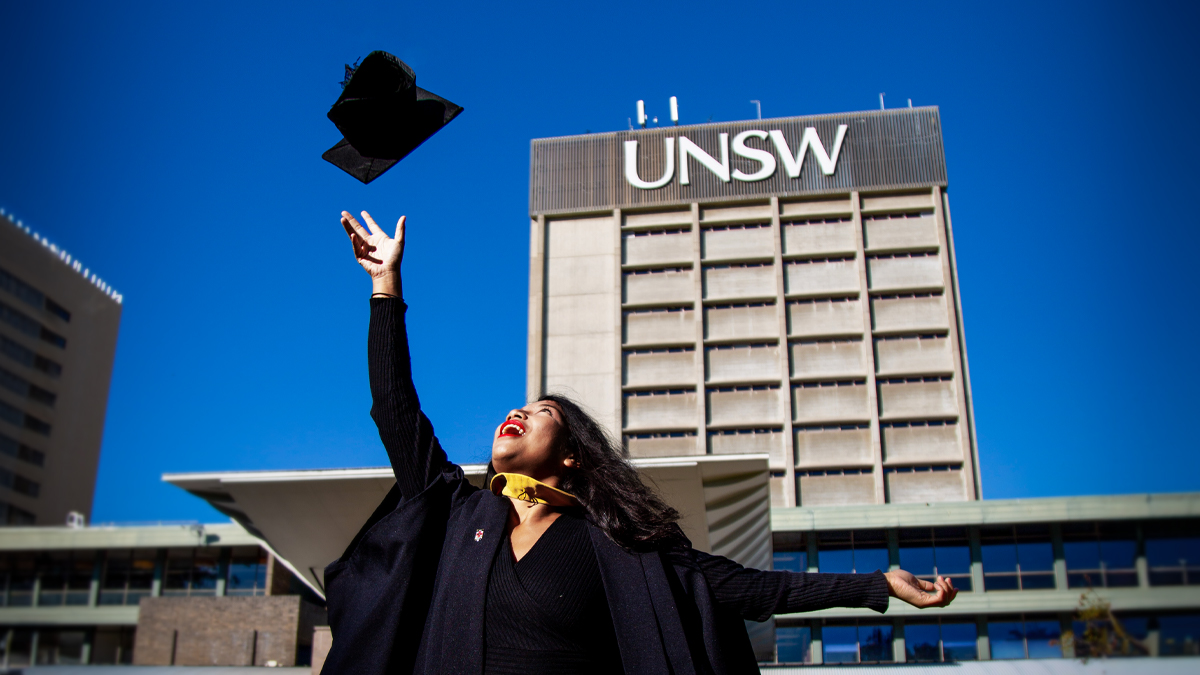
[321,299,889,675]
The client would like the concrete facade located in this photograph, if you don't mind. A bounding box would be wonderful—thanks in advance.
[527,109,980,508]
[0,213,122,525]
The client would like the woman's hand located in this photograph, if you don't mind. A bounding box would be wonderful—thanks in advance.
[341,210,405,296]
[884,570,957,609]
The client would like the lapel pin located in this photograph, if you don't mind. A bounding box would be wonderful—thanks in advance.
[474,529,484,542]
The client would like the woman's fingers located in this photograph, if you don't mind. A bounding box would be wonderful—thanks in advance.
[361,211,386,238]
[917,578,938,592]
[394,215,406,242]
[342,211,372,241]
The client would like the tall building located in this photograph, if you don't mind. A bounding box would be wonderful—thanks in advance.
[0,212,122,525]
[526,107,978,509]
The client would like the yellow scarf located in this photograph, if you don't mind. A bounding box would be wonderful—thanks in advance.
[490,473,580,507]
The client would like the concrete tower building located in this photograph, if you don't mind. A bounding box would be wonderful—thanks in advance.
[0,212,122,525]
[526,107,979,509]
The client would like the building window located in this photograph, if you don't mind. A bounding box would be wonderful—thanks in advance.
[0,433,43,467]
[1145,520,1200,586]
[775,625,812,663]
[0,400,51,436]
[0,500,36,525]
[0,336,63,379]
[226,546,268,596]
[1071,615,1149,658]
[1,629,34,667]
[0,366,56,407]
[981,525,1055,591]
[817,530,888,574]
[0,553,35,606]
[0,467,39,498]
[1160,614,1200,656]
[163,547,221,596]
[898,527,973,592]
[0,266,70,323]
[0,300,66,349]
[36,550,94,606]
[988,617,1062,659]
[823,622,894,663]
[1062,521,1138,588]
[905,620,977,662]
[774,549,808,574]
[99,549,155,606]
[92,627,136,664]
[34,629,87,665]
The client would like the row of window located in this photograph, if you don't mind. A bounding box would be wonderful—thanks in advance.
[0,500,35,525]
[0,399,50,436]
[0,335,62,378]
[0,266,70,323]
[0,366,56,407]
[774,522,1200,591]
[0,466,39,498]
[775,614,1200,663]
[0,431,45,467]
[0,300,66,349]
[0,547,271,607]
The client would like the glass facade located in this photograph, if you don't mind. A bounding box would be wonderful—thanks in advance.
[981,525,1055,591]
[905,620,977,662]
[823,622,894,663]
[225,546,268,596]
[988,617,1062,660]
[1145,521,1200,587]
[99,549,156,606]
[163,547,221,597]
[898,527,973,591]
[818,530,888,574]
[775,625,812,663]
[1063,521,1138,588]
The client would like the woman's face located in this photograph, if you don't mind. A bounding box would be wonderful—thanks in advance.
[491,400,574,483]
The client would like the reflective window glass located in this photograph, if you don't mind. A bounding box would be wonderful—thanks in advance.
[1024,621,1062,659]
[988,621,1026,659]
[858,624,893,662]
[899,546,935,576]
[823,625,858,663]
[855,548,889,574]
[820,549,854,574]
[1159,614,1200,656]
[775,626,812,663]
[905,623,940,662]
[941,623,978,661]
[773,551,807,574]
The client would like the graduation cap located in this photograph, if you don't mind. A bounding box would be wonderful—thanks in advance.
[322,51,463,184]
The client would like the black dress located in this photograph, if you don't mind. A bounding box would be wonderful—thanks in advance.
[320,298,891,675]
[484,510,622,674]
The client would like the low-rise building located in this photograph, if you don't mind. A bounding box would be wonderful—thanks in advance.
[0,522,323,667]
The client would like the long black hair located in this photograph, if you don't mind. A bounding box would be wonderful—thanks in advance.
[485,392,685,550]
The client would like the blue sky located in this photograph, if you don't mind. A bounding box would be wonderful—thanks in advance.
[1,1,1197,523]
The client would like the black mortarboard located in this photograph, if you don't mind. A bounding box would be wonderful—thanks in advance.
[322,51,463,184]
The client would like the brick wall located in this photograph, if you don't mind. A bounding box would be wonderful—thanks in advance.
[133,595,326,666]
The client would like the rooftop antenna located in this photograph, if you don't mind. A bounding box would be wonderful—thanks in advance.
[879,93,886,110]
[908,98,913,108]
[669,96,679,125]
[636,100,647,128]
[750,99,761,120]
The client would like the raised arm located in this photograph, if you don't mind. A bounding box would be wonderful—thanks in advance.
[342,211,451,499]
[688,550,956,622]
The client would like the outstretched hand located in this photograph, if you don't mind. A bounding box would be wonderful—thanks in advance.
[341,210,405,295]
[884,570,957,609]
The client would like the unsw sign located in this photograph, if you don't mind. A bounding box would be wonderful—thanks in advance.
[624,125,848,189]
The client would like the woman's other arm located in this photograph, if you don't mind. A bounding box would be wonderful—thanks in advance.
[690,550,956,621]
[342,211,451,499]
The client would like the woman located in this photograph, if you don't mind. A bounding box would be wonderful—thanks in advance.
[323,211,957,675]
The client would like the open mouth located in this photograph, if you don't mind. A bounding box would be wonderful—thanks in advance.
[499,420,526,438]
